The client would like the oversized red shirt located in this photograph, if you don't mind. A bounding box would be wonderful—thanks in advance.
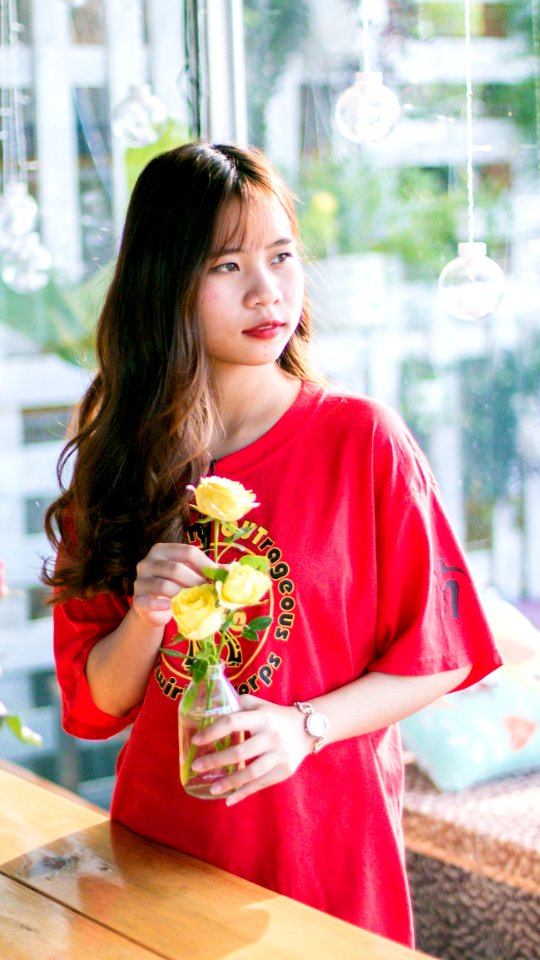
[54,383,502,946]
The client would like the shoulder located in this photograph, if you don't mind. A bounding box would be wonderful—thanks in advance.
[309,384,415,445]
[307,384,435,489]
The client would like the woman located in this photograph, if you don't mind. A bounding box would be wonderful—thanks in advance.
[44,142,501,947]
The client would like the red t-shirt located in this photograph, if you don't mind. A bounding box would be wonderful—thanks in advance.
[54,383,502,946]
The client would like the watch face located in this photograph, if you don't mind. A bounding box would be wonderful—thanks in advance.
[306,712,329,738]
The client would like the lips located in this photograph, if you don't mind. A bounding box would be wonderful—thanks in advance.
[243,320,285,333]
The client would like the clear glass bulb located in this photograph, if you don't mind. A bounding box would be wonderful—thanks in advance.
[0,182,38,251]
[1,231,52,293]
[111,83,168,147]
[335,71,400,145]
[438,242,506,322]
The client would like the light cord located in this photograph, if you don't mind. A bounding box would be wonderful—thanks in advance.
[531,0,540,179]
[362,0,371,74]
[464,0,475,244]
[0,0,9,187]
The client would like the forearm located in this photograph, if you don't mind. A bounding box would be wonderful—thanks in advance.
[85,607,164,717]
[191,664,472,805]
[308,665,471,745]
[83,541,216,718]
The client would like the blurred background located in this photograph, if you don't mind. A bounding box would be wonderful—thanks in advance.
[0,0,539,807]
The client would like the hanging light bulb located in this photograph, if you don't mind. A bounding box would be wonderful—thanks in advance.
[438,242,506,322]
[335,71,400,144]
[335,0,400,145]
[1,230,52,293]
[111,83,167,147]
[0,0,52,289]
[0,181,38,250]
[438,0,505,321]
[111,0,168,147]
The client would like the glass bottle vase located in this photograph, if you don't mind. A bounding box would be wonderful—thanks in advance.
[178,661,243,800]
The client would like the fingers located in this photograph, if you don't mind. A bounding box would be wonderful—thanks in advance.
[131,543,219,626]
[134,543,217,600]
[190,702,307,804]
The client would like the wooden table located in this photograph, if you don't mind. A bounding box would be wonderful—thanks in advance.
[0,761,431,959]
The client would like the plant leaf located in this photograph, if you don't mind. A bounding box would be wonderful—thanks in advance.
[159,647,188,659]
[247,615,272,631]
[0,712,43,747]
[202,566,228,582]
[192,659,209,683]
[241,626,259,642]
[181,682,198,713]
[227,523,256,543]
[238,554,270,571]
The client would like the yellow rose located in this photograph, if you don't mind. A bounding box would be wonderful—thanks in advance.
[171,583,224,640]
[217,561,271,610]
[193,476,258,522]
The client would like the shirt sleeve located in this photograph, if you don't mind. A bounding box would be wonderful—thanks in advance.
[369,408,503,690]
[54,591,141,740]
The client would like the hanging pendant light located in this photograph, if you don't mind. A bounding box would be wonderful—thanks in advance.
[335,1,400,145]
[335,71,400,144]
[1,231,52,293]
[0,0,51,292]
[111,82,168,147]
[439,242,506,323]
[111,0,167,147]
[438,0,505,321]
[0,180,38,250]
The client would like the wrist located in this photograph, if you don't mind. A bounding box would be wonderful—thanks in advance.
[293,701,329,754]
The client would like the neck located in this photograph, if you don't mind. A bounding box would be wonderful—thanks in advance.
[209,362,301,460]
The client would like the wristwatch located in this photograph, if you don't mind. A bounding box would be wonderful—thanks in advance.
[294,701,329,754]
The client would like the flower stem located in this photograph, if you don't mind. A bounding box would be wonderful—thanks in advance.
[213,519,219,563]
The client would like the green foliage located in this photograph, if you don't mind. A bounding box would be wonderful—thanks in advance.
[295,160,507,280]
[459,354,519,504]
[244,0,310,147]
[292,156,389,261]
[0,274,98,366]
[124,119,189,195]
[0,701,42,747]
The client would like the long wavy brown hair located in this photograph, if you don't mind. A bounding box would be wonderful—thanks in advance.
[42,142,320,601]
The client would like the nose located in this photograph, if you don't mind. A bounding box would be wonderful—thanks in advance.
[244,265,283,308]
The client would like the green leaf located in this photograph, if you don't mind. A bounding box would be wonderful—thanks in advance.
[158,647,188,659]
[202,566,228,582]
[0,710,43,747]
[192,659,209,683]
[228,524,256,543]
[181,682,198,714]
[241,626,259,642]
[247,615,272,631]
[221,613,234,633]
[238,554,270,572]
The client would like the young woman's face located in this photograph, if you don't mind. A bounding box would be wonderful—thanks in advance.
[197,196,305,372]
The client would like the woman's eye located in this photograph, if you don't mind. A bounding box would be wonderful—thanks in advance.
[213,261,239,274]
[272,251,293,265]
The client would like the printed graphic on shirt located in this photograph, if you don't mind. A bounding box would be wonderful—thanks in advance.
[156,517,296,701]
[439,557,466,619]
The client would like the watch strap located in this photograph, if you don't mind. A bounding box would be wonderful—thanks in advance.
[293,701,327,753]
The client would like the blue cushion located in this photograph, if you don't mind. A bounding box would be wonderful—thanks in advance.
[400,668,540,792]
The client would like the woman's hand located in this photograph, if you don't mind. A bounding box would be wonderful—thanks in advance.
[190,695,313,805]
[132,543,216,628]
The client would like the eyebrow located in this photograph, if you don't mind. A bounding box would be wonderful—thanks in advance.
[210,237,294,257]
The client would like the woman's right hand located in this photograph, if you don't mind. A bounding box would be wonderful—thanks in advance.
[132,543,216,628]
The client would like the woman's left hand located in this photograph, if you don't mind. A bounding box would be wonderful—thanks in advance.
[190,695,312,805]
